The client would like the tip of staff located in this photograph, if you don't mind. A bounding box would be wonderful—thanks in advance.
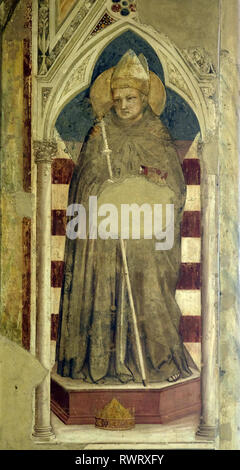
[142,379,147,387]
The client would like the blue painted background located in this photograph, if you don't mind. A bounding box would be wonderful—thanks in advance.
[56,31,200,141]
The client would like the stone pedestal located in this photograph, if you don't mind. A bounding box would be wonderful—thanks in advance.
[51,369,201,425]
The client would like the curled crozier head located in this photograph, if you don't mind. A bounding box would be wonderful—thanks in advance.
[90,50,166,118]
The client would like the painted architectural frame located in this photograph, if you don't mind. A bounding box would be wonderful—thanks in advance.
[0,0,239,450]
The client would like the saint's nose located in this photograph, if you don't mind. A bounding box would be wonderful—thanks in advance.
[121,98,128,109]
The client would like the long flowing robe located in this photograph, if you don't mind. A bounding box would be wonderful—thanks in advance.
[56,106,192,383]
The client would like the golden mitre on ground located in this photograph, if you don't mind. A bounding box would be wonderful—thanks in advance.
[95,398,135,430]
[90,49,166,118]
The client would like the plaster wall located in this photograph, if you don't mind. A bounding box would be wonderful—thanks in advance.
[138,0,219,61]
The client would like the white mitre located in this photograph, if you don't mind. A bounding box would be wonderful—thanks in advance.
[90,50,166,117]
[110,50,150,96]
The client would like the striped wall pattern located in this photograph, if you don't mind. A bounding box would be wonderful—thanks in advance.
[50,137,201,370]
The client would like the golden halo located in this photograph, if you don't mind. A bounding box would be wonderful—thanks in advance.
[90,67,166,118]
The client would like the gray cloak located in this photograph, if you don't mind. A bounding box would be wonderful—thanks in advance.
[56,106,192,383]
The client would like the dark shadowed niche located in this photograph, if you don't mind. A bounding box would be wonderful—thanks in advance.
[55,31,200,142]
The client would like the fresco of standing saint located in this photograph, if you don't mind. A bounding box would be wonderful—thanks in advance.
[56,50,192,385]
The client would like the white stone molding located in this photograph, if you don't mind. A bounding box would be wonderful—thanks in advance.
[62,51,93,97]
[38,0,50,75]
[34,19,216,142]
[49,0,104,52]
[181,47,217,138]
[42,87,52,114]
[196,174,218,440]
[32,139,58,442]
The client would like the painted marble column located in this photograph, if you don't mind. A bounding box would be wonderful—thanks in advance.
[196,173,218,439]
[33,140,57,441]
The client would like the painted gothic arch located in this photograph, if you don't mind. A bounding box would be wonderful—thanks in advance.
[37,20,216,140]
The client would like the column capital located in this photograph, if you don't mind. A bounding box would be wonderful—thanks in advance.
[34,140,58,164]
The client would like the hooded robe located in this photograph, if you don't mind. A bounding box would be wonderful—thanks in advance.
[56,105,192,384]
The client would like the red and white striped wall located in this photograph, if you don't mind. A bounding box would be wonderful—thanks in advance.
[50,136,201,370]
[175,138,201,369]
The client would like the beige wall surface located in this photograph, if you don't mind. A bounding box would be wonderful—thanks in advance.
[138,0,220,62]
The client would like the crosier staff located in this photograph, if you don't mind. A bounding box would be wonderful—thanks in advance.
[99,116,147,387]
